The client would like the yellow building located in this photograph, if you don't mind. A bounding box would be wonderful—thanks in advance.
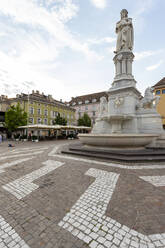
[0,90,76,125]
[153,77,165,128]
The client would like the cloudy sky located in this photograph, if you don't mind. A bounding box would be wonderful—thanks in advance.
[0,0,164,101]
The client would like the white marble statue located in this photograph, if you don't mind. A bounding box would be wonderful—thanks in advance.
[99,96,108,117]
[138,87,160,109]
[116,9,134,53]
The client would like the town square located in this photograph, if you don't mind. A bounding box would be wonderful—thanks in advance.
[1,140,165,248]
[0,0,165,248]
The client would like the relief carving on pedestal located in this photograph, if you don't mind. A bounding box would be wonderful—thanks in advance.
[114,96,124,108]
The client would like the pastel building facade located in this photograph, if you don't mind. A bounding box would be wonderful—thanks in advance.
[153,77,165,128]
[68,91,108,125]
[0,91,76,126]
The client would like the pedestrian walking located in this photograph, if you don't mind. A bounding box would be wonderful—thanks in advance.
[0,134,2,144]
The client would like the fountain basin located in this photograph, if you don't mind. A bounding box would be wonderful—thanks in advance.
[78,133,159,149]
[102,114,133,121]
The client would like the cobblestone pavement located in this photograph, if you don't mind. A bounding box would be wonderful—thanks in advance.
[1,140,165,247]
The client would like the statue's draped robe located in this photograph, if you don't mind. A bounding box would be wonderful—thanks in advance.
[116,18,134,52]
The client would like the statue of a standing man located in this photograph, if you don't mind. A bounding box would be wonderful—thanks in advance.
[116,9,134,53]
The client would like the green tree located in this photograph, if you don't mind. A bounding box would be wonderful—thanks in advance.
[54,114,67,126]
[5,103,28,132]
[78,113,91,127]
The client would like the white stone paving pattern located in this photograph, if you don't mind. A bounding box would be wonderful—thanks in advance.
[53,154,165,170]
[2,146,49,157]
[3,160,64,199]
[10,147,48,154]
[0,157,34,174]
[140,175,165,187]
[59,168,165,247]
[48,144,64,156]
[0,146,49,174]
[0,215,30,248]
[11,146,49,151]
[0,151,43,161]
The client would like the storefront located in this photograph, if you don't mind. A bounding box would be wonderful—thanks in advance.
[17,124,91,141]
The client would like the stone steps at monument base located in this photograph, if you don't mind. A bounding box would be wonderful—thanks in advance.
[62,150,165,162]
[69,144,165,156]
[62,147,165,163]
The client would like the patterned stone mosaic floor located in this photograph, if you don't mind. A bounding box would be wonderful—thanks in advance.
[0,140,165,247]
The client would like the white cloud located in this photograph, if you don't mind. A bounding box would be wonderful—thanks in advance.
[0,0,100,60]
[133,0,154,16]
[146,60,164,71]
[55,0,79,23]
[0,0,105,99]
[132,0,155,34]
[107,46,116,54]
[134,50,162,61]
[0,49,66,98]
[88,37,115,45]
[90,0,107,9]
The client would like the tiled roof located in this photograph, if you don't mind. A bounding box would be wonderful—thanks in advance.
[0,91,75,111]
[153,77,165,89]
[69,91,108,105]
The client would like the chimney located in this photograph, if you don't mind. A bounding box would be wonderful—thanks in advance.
[32,90,34,94]
[60,99,62,102]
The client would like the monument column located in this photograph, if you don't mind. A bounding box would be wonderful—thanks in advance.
[107,8,140,134]
[116,60,121,75]
[110,9,136,89]
[127,58,133,75]
[122,59,126,74]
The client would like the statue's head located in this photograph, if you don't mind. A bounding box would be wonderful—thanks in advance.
[145,87,152,97]
[100,96,107,103]
[120,9,128,19]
